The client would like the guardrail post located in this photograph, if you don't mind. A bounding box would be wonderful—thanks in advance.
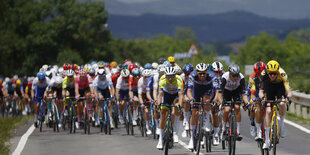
[290,102,295,113]
[296,104,301,117]
[302,106,308,119]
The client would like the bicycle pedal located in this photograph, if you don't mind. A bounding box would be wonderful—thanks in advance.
[237,136,243,141]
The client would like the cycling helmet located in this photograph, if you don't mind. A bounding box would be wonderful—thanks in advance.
[134,62,141,68]
[142,69,152,77]
[196,63,208,72]
[165,67,176,76]
[183,64,194,74]
[158,58,166,64]
[212,61,224,72]
[228,64,240,76]
[16,79,21,86]
[163,61,171,67]
[266,60,279,72]
[55,76,63,85]
[157,64,166,74]
[67,69,74,77]
[128,64,138,72]
[110,61,118,68]
[121,69,130,77]
[174,65,182,74]
[13,75,18,81]
[42,64,48,71]
[46,70,52,78]
[152,62,159,69]
[37,71,46,80]
[167,56,175,63]
[88,68,96,75]
[144,63,152,69]
[97,61,105,68]
[254,62,266,74]
[97,69,106,75]
[132,68,140,75]
[5,77,10,83]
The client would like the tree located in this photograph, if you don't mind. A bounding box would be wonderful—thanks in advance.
[174,27,198,43]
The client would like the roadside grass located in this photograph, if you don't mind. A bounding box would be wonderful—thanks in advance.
[0,115,33,155]
[286,112,310,126]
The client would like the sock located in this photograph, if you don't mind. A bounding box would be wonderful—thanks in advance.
[265,127,270,142]
[155,119,159,128]
[190,125,196,140]
[222,121,226,131]
[214,127,219,137]
[237,122,241,134]
[174,116,180,133]
[256,123,261,131]
[280,116,284,127]
[35,114,38,121]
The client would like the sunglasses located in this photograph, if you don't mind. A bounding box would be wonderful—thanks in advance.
[99,75,106,78]
[166,75,175,79]
[214,71,222,74]
[230,73,239,78]
[268,72,277,76]
[198,72,207,75]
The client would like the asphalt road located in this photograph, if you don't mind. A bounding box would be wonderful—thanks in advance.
[9,110,310,155]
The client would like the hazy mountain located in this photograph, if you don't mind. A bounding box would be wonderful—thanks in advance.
[105,0,310,19]
[108,11,310,42]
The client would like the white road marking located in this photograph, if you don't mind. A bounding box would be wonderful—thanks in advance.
[12,125,35,155]
[278,117,310,134]
[178,140,204,155]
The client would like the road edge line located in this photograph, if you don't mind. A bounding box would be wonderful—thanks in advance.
[277,117,310,134]
[12,125,35,155]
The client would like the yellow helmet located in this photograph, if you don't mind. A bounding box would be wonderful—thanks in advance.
[167,56,175,63]
[110,61,118,68]
[266,60,280,72]
[16,79,21,86]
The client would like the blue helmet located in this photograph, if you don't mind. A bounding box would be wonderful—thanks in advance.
[37,71,46,80]
[132,68,140,75]
[163,61,171,67]
[144,63,152,69]
[183,64,194,74]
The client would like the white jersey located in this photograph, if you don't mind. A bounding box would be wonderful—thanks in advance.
[116,75,129,90]
[138,77,148,94]
[93,74,113,90]
[222,72,244,91]
[32,77,50,91]
[152,73,160,89]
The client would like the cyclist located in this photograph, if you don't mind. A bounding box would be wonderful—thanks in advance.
[32,71,50,127]
[4,79,15,113]
[218,64,249,140]
[14,79,23,114]
[187,63,220,148]
[75,69,91,129]
[146,64,166,135]
[258,60,292,149]
[116,69,131,124]
[180,63,194,138]
[129,68,141,125]
[156,67,183,149]
[138,69,153,135]
[21,76,31,115]
[245,62,266,139]
[167,56,176,67]
[94,68,115,128]
[46,76,64,128]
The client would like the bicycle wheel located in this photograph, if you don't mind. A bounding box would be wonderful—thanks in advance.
[40,113,43,132]
[152,117,156,139]
[229,116,236,155]
[124,108,129,135]
[84,108,88,134]
[257,140,265,155]
[140,110,145,137]
[88,112,90,135]
[70,108,73,134]
[129,108,134,135]
[106,108,111,135]
[208,132,212,152]
[272,116,277,155]
[205,132,211,152]
[196,117,203,155]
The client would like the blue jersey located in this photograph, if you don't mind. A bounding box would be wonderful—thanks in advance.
[146,76,154,95]
[188,70,219,101]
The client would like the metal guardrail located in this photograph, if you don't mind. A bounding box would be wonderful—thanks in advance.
[291,91,310,119]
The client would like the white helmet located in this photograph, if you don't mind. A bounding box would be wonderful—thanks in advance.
[5,77,10,83]
[152,62,159,69]
[165,67,176,76]
[121,69,130,77]
[58,68,64,74]
[174,65,182,74]
[212,61,223,72]
[88,68,96,75]
[142,69,152,77]
[196,63,208,72]
[42,64,48,71]
[157,64,166,74]
[13,75,18,81]
[67,69,74,77]
[97,69,105,75]
[55,76,63,85]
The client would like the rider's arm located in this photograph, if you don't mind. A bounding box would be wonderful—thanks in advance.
[218,78,227,105]
[240,78,249,104]
[74,76,80,97]
[157,90,163,106]
[176,75,184,106]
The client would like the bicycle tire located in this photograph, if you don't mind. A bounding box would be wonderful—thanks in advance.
[106,107,111,135]
[208,132,212,152]
[124,108,129,135]
[70,107,73,133]
[128,108,134,135]
[140,109,145,137]
[196,117,202,155]
[152,118,156,139]
[205,132,210,152]
[258,140,264,155]
[229,115,236,155]
[40,114,43,132]
[164,137,169,155]
[272,116,277,155]
[265,148,269,155]
[84,108,88,134]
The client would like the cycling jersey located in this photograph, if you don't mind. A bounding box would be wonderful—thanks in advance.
[138,77,148,94]
[93,74,113,90]
[260,67,290,100]
[221,72,245,102]
[5,84,15,95]
[75,75,90,90]
[111,72,120,88]
[15,86,22,97]
[32,77,50,103]
[246,72,261,97]
[180,72,190,94]
[116,76,129,90]
[188,70,219,101]
[129,75,140,95]
[88,74,97,88]
[159,75,183,95]
[62,75,76,89]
